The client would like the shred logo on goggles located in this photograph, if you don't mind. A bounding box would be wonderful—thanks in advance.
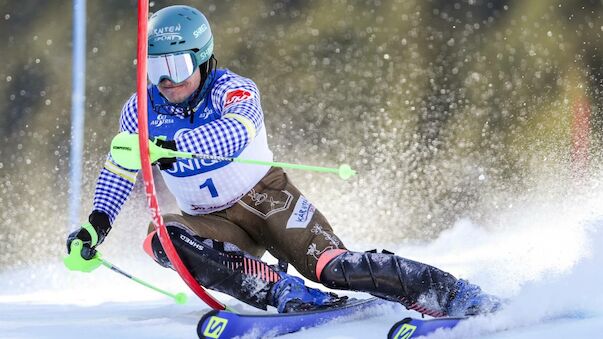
[224,89,253,108]
[197,40,214,63]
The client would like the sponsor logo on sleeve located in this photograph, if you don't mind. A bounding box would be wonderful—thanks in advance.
[286,196,315,229]
[224,89,253,108]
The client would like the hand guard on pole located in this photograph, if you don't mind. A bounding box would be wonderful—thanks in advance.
[64,211,111,272]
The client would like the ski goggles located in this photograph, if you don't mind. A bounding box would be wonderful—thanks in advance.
[147,51,197,85]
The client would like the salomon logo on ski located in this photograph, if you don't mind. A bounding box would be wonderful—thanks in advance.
[197,298,386,338]
[391,323,417,339]
[387,317,466,339]
[202,316,228,338]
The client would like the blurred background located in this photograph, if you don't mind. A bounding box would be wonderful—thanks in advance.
[0,0,601,270]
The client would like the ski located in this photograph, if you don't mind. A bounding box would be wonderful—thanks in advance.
[387,316,466,339]
[197,297,385,338]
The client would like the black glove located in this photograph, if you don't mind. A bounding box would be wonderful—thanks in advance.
[66,210,112,260]
[153,138,177,170]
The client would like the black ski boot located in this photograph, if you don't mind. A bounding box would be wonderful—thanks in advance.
[446,279,501,316]
[318,249,500,317]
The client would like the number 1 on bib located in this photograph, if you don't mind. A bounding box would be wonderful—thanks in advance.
[199,178,219,197]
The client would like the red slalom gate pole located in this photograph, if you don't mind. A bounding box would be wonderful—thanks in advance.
[136,0,225,310]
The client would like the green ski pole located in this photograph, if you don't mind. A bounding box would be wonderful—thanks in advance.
[64,239,187,304]
[99,258,188,304]
[110,132,357,180]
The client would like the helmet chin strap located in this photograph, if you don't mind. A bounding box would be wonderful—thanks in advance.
[185,55,218,123]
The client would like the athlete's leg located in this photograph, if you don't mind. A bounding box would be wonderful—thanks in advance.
[316,249,501,316]
[229,168,500,317]
[143,213,343,312]
[227,167,347,281]
[144,213,279,309]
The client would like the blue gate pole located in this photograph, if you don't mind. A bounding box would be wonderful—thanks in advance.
[69,0,87,230]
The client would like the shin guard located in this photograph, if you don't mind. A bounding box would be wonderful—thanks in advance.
[318,250,458,317]
[145,225,281,310]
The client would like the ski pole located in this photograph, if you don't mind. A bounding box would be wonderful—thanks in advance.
[99,258,188,304]
[64,239,187,304]
[110,132,357,180]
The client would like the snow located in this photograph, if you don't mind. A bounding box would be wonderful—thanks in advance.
[2,189,603,338]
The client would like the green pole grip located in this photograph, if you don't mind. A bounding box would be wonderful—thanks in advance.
[63,240,102,272]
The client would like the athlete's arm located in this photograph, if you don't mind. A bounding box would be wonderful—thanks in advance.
[92,94,140,223]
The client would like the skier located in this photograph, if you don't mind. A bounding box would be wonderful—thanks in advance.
[66,5,500,317]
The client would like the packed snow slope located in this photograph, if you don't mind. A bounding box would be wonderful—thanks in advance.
[2,183,602,338]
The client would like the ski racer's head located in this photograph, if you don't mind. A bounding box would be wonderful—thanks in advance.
[147,5,214,103]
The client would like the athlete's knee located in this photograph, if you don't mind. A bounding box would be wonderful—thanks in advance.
[142,230,163,267]
[142,227,180,268]
[315,249,350,288]
[143,222,205,268]
[143,214,184,265]
[315,249,348,281]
